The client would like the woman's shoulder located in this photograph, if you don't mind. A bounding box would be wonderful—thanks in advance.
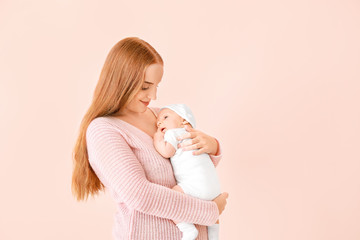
[86,116,134,147]
[87,116,122,135]
[88,116,113,127]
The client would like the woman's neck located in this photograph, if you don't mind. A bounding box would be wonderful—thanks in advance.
[114,107,148,118]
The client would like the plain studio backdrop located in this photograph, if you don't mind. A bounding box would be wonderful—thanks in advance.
[0,0,359,239]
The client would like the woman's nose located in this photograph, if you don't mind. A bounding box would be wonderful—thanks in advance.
[148,87,157,100]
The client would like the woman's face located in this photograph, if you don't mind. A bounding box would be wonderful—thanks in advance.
[125,63,163,114]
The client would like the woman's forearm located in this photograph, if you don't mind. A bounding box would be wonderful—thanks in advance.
[209,138,222,167]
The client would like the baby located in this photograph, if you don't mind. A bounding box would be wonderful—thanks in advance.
[153,103,221,240]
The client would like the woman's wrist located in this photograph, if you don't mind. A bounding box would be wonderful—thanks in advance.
[210,137,220,156]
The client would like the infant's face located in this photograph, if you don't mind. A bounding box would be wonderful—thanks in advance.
[157,109,185,133]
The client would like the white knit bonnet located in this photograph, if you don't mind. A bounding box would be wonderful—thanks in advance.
[160,103,196,128]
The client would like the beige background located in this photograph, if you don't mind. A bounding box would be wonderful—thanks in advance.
[1,0,359,239]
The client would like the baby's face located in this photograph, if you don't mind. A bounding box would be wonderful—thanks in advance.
[157,109,185,133]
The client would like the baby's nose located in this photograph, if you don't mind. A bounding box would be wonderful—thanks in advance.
[157,121,161,127]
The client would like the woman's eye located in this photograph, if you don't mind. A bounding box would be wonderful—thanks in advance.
[142,87,149,90]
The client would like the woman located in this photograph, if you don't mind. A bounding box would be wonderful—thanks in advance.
[71,37,229,240]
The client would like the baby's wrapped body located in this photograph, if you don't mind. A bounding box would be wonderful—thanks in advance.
[164,128,221,201]
[155,103,222,240]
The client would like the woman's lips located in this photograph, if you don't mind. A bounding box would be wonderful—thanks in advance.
[141,101,150,106]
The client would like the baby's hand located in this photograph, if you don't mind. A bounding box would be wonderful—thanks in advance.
[154,127,165,142]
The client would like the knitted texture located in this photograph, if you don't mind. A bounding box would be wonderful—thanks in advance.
[86,107,222,240]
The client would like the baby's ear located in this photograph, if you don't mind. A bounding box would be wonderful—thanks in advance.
[182,120,189,125]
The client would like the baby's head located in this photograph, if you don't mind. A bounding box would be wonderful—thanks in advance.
[156,104,196,133]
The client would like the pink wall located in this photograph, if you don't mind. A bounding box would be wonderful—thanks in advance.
[1,0,359,239]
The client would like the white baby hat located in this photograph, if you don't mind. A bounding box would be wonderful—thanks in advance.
[160,104,197,128]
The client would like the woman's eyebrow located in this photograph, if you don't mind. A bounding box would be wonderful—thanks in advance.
[144,81,154,84]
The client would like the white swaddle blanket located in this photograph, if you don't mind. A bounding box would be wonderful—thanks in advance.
[164,127,221,200]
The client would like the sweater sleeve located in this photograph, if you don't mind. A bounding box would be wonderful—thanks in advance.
[151,106,223,168]
[86,119,219,226]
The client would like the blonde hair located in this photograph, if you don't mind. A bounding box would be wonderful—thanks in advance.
[71,37,163,201]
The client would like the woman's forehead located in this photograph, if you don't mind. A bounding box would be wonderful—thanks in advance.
[144,64,163,84]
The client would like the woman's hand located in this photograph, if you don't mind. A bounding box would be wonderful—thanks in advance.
[213,192,229,215]
[177,125,219,156]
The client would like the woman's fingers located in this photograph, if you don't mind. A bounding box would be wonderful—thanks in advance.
[176,126,217,155]
[192,148,207,155]
[178,137,200,147]
[177,125,199,141]
[177,131,194,141]
[176,133,208,155]
[175,138,207,155]
[184,124,194,132]
[178,139,208,155]
[213,192,229,215]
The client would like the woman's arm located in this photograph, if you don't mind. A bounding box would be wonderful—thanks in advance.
[208,138,222,167]
[176,125,223,167]
[86,119,219,226]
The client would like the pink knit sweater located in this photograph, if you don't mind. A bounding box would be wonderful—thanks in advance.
[86,107,222,240]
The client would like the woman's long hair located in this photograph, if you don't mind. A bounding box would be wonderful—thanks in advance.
[71,37,163,201]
